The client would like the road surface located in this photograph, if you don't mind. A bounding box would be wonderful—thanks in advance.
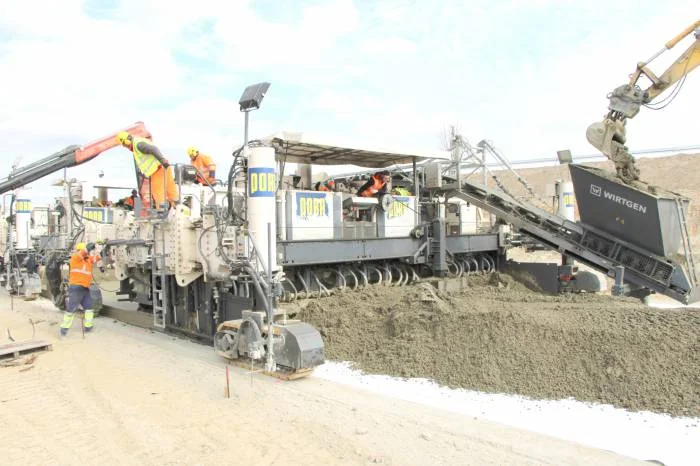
[0,293,645,465]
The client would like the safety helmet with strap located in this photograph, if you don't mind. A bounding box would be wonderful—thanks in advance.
[117,131,131,145]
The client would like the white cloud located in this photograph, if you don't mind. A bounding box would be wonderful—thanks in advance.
[0,0,698,207]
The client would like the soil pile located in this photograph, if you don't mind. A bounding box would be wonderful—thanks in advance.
[296,274,700,417]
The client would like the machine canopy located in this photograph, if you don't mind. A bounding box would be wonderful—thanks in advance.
[261,131,449,168]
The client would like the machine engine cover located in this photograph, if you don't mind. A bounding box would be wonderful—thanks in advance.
[175,164,198,184]
[273,322,325,370]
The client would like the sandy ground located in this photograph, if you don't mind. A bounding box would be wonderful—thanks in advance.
[0,293,650,466]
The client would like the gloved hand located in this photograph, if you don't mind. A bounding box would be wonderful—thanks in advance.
[161,160,170,169]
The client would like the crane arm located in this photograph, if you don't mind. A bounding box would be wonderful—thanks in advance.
[0,122,149,195]
[610,19,700,118]
[586,20,700,184]
[644,31,700,102]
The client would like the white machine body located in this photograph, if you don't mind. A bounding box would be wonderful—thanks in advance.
[246,147,280,272]
[556,181,576,221]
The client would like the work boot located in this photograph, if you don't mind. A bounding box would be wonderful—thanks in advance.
[59,328,68,337]
[84,326,94,333]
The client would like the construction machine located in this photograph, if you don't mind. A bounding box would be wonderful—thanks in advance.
[0,117,330,378]
[1,123,152,298]
[586,19,700,183]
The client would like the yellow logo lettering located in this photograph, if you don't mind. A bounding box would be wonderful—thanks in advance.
[296,194,330,218]
[388,201,408,219]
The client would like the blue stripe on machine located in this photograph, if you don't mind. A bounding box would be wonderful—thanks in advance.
[295,192,329,217]
[248,167,277,197]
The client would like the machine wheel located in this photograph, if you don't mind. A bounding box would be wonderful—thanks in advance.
[214,329,238,359]
[379,193,394,211]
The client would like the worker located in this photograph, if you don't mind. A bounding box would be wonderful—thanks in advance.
[315,180,336,192]
[116,189,138,210]
[60,242,103,336]
[357,171,391,197]
[187,146,217,186]
[117,131,178,209]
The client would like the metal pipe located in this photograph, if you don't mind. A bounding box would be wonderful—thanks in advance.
[412,158,420,225]
[266,222,274,372]
[454,144,461,189]
[244,265,268,311]
[244,111,250,148]
[162,166,167,211]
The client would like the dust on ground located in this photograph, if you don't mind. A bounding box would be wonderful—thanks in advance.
[0,294,644,466]
[295,273,700,418]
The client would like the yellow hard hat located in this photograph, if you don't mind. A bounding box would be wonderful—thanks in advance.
[117,131,131,145]
[187,146,199,158]
[75,242,87,251]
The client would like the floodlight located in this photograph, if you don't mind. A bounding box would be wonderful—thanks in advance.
[239,82,271,112]
[557,149,573,164]
[238,82,271,147]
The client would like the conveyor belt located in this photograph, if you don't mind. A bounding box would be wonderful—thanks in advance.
[447,181,697,304]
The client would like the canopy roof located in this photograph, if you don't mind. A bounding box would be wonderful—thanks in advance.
[260,131,449,168]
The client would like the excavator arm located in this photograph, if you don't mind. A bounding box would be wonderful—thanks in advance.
[586,20,700,184]
[0,122,149,195]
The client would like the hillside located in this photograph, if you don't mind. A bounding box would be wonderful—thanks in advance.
[481,153,700,252]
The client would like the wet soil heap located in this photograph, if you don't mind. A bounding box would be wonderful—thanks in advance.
[296,274,700,417]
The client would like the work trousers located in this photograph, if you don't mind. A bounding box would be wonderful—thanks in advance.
[61,285,95,335]
[150,165,178,208]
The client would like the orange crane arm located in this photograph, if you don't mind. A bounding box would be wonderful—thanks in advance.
[74,121,150,163]
[0,122,151,194]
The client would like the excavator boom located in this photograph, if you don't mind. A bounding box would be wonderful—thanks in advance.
[0,122,149,195]
[586,20,699,184]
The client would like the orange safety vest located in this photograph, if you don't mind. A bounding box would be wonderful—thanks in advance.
[193,154,217,185]
[318,181,335,192]
[359,175,385,197]
[68,252,100,288]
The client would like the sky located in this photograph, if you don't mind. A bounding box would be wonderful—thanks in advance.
[0,0,698,205]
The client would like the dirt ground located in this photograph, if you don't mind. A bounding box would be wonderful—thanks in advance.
[0,293,649,465]
[296,273,700,418]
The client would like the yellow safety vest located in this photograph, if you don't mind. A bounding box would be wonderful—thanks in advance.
[131,137,161,177]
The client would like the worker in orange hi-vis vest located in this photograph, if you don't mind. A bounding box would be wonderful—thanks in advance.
[60,242,103,336]
[357,170,391,197]
[187,146,217,186]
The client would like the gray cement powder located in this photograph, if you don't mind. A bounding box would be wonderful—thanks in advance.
[294,273,700,417]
